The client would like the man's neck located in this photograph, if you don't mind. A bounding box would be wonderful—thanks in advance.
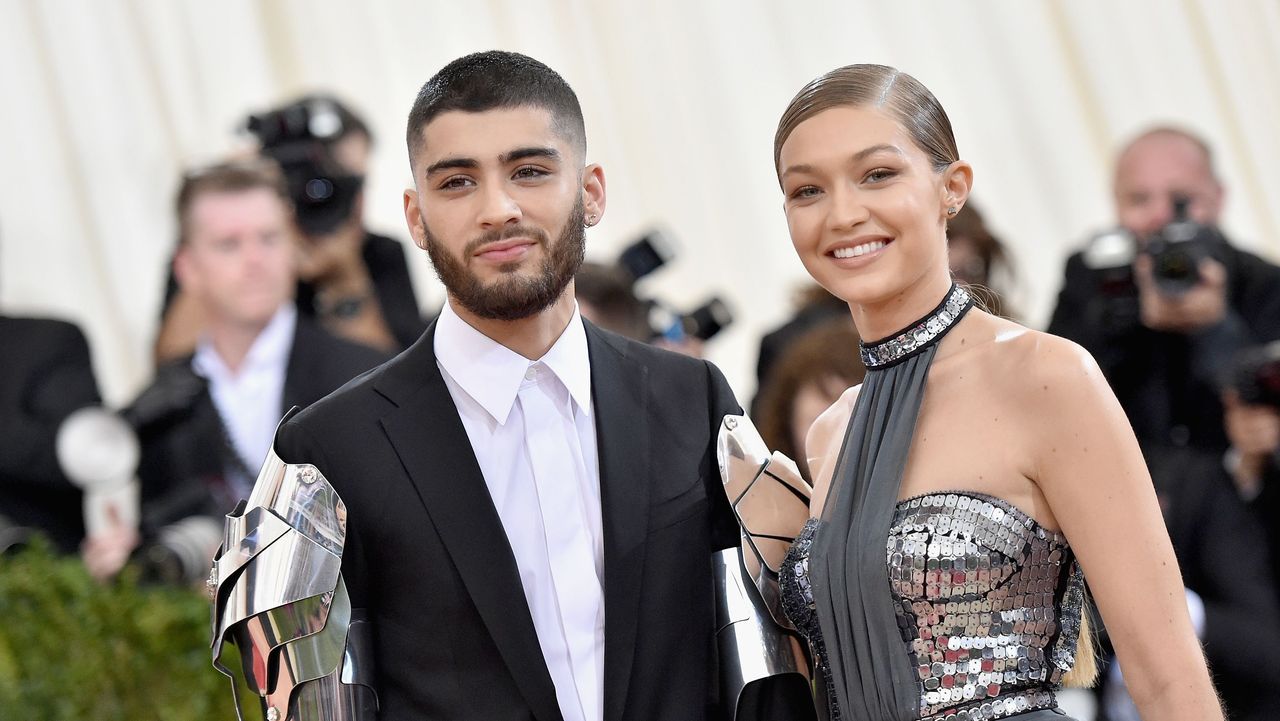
[207,315,273,375]
[449,287,577,361]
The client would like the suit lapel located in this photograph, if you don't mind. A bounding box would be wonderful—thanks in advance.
[586,324,652,721]
[374,324,563,721]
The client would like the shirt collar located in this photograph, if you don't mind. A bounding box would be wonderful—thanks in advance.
[434,300,593,426]
[193,303,297,380]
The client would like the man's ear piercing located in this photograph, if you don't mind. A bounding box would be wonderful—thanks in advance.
[585,214,598,227]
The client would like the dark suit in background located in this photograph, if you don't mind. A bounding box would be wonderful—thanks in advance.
[1048,241,1280,453]
[135,316,387,531]
[274,320,749,721]
[0,316,101,552]
[1094,444,1280,721]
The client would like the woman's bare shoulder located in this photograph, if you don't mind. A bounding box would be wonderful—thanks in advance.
[806,384,860,454]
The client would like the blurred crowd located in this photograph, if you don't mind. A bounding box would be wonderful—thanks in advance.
[1,94,1278,720]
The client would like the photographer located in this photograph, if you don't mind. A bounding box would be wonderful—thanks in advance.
[1048,126,1280,453]
[88,159,387,584]
[155,94,426,362]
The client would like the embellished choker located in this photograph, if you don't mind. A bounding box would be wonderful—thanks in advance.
[859,284,974,369]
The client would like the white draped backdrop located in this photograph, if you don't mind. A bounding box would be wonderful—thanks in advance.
[2,0,1278,405]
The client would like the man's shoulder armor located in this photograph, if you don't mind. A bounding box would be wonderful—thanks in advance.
[210,421,377,721]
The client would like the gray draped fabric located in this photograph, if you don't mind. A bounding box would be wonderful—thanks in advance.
[806,284,1081,721]
[810,345,937,721]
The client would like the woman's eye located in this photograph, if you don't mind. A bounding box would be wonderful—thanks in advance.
[864,168,896,183]
[789,186,821,200]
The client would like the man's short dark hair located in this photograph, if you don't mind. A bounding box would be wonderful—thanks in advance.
[405,50,586,165]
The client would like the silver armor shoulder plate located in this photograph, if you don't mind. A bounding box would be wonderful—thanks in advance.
[210,439,377,721]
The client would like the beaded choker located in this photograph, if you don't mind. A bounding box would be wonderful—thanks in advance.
[859,284,974,369]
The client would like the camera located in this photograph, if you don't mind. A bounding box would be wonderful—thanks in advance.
[134,515,223,585]
[1144,195,1224,296]
[1231,341,1280,409]
[246,96,363,235]
[619,231,734,343]
[0,513,34,556]
[1080,228,1141,334]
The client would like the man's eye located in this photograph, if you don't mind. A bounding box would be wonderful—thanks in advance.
[440,176,473,190]
[513,166,548,180]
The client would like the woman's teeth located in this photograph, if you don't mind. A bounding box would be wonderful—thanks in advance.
[832,240,887,259]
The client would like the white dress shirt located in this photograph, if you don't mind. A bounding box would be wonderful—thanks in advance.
[434,301,604,721]
[192,304,296,498]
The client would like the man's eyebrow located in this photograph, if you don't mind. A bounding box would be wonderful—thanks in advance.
[424,157,478,177]
[501,146,561,164]
[424,147,561,177]
[781,144,904,179]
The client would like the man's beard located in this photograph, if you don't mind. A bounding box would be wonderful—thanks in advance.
[422,196,586,322]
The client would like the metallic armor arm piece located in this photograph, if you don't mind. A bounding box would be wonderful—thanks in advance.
[210,441,377,721]
[714,414,816,720]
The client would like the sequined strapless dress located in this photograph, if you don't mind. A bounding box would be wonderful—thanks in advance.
[780,491,1085,721]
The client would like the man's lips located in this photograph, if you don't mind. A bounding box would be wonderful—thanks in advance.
[474,238,537,263]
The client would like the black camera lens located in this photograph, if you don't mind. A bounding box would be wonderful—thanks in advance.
[304,177,335,202]
[1153,248,1198,286]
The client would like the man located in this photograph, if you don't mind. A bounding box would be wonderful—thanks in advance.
[91,159,387,581]
[0,313,101,553]
[155,95,426,361]
[270,52,804,720]
[1049,128,1280,721]
[1048,126,1280,452]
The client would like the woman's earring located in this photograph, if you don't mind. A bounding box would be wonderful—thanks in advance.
[946,206,959,217]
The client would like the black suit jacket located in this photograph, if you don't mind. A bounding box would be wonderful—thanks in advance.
[274,319,746,721]
[135,316,388,528]
[0,316,101,551]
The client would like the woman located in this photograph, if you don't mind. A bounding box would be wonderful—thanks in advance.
[770,64,1221,721]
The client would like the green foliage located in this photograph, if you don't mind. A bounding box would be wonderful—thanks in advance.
[0,540,241,721]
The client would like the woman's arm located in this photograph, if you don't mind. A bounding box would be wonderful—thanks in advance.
[804,386,859,519]
[1023,334,1222,720]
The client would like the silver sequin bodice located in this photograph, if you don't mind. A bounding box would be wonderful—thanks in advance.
[781,491,1085,721]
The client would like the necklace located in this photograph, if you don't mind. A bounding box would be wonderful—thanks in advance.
[858,284,974,369]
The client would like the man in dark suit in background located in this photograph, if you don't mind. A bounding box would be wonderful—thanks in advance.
[273,52,808,720]
[84,158,387,581]
[0,314,101,552]
[1048,127,1280,453]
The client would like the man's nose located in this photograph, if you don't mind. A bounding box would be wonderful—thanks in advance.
[478,184,522,228]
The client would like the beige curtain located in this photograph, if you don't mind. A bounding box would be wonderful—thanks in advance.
[2,0,1278,404]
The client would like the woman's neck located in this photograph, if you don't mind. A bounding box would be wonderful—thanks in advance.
[848,271,955,342]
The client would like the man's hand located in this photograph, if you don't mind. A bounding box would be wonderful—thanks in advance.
[1223,389,1280,497]
[1133,255,1228,333]
[80,503,140,582]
